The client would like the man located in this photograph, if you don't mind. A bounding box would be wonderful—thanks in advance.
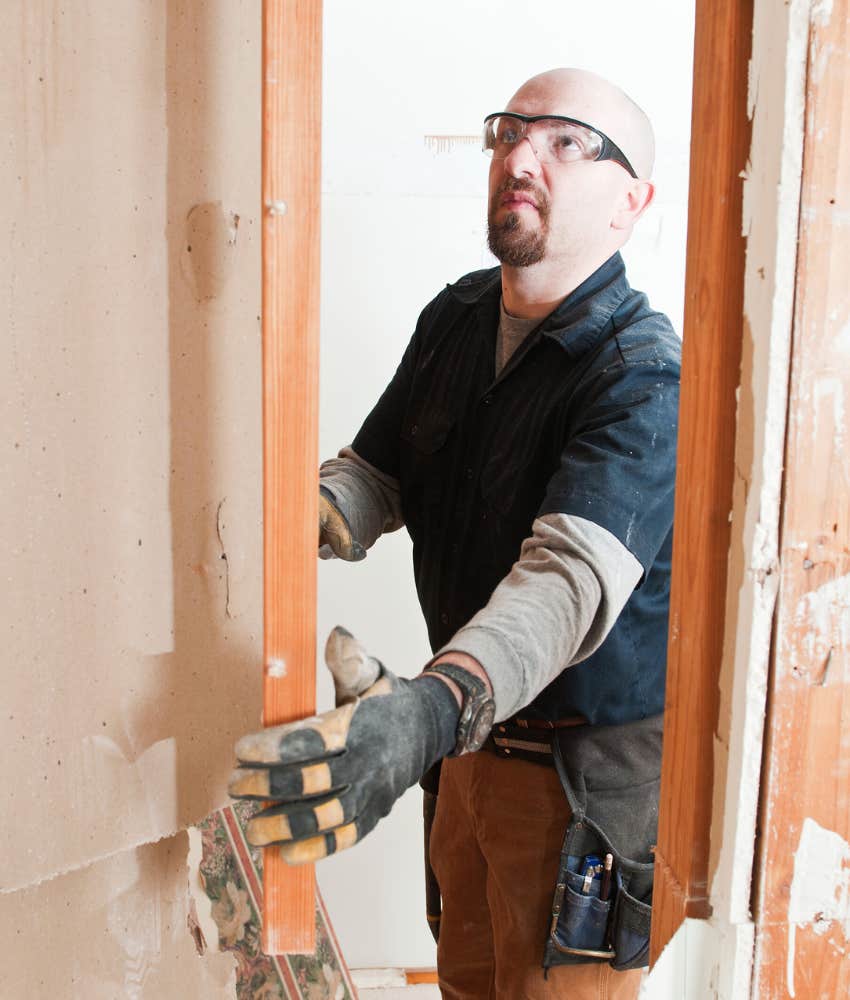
[230,68,680,999]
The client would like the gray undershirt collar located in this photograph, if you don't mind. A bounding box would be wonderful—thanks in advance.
[496,298,541,376]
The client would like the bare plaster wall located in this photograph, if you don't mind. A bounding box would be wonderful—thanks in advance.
[1,4,261,989]
[0,832,236,998]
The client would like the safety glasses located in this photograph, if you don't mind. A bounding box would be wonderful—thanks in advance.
[482,112,637,178]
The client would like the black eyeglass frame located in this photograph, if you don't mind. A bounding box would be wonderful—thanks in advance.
[482,112,638,179]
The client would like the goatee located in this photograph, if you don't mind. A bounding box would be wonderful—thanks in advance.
[487,180,550,267]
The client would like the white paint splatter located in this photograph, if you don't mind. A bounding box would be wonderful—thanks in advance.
[787,817,850,996]
[809,39,835,85]
[811,0,834,26]
[813,373,847,467]
[834,319,850,356]
[788,572,850,678]
[266,657,287,678]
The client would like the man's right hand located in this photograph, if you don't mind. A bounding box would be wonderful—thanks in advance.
[228,627,459,863]
[319,486,366,561]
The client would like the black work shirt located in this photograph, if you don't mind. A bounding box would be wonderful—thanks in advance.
[352,252,680,725]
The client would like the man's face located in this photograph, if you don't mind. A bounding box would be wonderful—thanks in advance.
[486,78,634,269]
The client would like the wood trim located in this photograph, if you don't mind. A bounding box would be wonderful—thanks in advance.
[260,0,323,956]
[751,4,850,995]
[650,0,754,964]
[405,969,439,985]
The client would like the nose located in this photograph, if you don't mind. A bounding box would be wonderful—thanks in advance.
[502,136,543,179]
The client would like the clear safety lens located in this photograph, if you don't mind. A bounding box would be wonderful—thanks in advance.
[483,115,604,164]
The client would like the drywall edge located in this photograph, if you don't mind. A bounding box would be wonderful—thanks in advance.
[706,0,809,993]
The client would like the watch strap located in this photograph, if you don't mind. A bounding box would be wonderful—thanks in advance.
[422,662,487,700]
[422,662,495,756]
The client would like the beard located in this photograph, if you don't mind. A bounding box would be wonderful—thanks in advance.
[487,179,551,267]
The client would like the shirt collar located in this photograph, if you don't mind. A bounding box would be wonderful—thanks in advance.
[447,252,630,359]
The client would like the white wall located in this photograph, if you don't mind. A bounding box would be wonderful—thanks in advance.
[316,0,695,968]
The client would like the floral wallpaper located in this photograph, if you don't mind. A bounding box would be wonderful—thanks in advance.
[196,801,354,1000]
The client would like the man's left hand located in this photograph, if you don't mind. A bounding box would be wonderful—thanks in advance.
[228,627,459,864]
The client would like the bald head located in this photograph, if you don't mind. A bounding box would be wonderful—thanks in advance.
[506,68,655,179]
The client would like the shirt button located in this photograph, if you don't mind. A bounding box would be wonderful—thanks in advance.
[465,468,473,479]
[440,612,449,625]
[410,424,418,436]
[481,511,487,521]
[483,395,493,405]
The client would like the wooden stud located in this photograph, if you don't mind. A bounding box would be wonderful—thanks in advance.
[650,0,754,963]
[751,4,850,995]
[261,0,323,956]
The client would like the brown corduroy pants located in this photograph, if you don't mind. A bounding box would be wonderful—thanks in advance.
[431,751,644,1000]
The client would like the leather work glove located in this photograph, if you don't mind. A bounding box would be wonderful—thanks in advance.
[228,627,459,863]
[318,485,366,561]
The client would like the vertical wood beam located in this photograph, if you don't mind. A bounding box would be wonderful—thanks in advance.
[261,0,323,956]
[751,4,850,995]
[650,0,753,962]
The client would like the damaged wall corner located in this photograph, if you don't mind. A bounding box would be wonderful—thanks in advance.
[0,833,238,999]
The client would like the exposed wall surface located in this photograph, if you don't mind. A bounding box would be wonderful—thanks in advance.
[0,832,236,997]
[2,1,261,994]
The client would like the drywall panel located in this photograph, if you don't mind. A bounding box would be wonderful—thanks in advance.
[708,0,808,947]
[0,832,236,999]
[1,0,262,890]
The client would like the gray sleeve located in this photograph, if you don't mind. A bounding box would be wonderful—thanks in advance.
[318,446,404,557]
[433,513,642,721]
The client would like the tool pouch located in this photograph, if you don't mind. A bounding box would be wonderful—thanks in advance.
[543,714,663,973]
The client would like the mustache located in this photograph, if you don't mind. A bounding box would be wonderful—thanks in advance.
[492,177,550,213]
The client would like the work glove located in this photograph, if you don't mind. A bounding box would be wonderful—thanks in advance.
[228,627,459,863]
[318,486,366,561]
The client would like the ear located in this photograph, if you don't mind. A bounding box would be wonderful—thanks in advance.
[611,179,655,231]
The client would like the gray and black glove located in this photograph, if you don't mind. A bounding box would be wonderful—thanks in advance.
[228,627,459,864]
[318,485,366,561]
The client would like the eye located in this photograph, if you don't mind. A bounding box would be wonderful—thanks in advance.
[553,131,585,153]
[496,124,520,144]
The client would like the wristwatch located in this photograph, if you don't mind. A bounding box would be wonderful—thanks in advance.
[422,662,496,756]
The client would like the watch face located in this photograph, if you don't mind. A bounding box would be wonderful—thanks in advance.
[468,699,496,752]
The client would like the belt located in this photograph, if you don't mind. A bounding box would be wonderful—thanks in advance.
[485,714,587,763]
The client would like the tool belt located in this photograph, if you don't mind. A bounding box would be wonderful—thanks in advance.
[421,712,662,967]
[483,713,587,764]
[543,713,663,973]
[419,712,584,941]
